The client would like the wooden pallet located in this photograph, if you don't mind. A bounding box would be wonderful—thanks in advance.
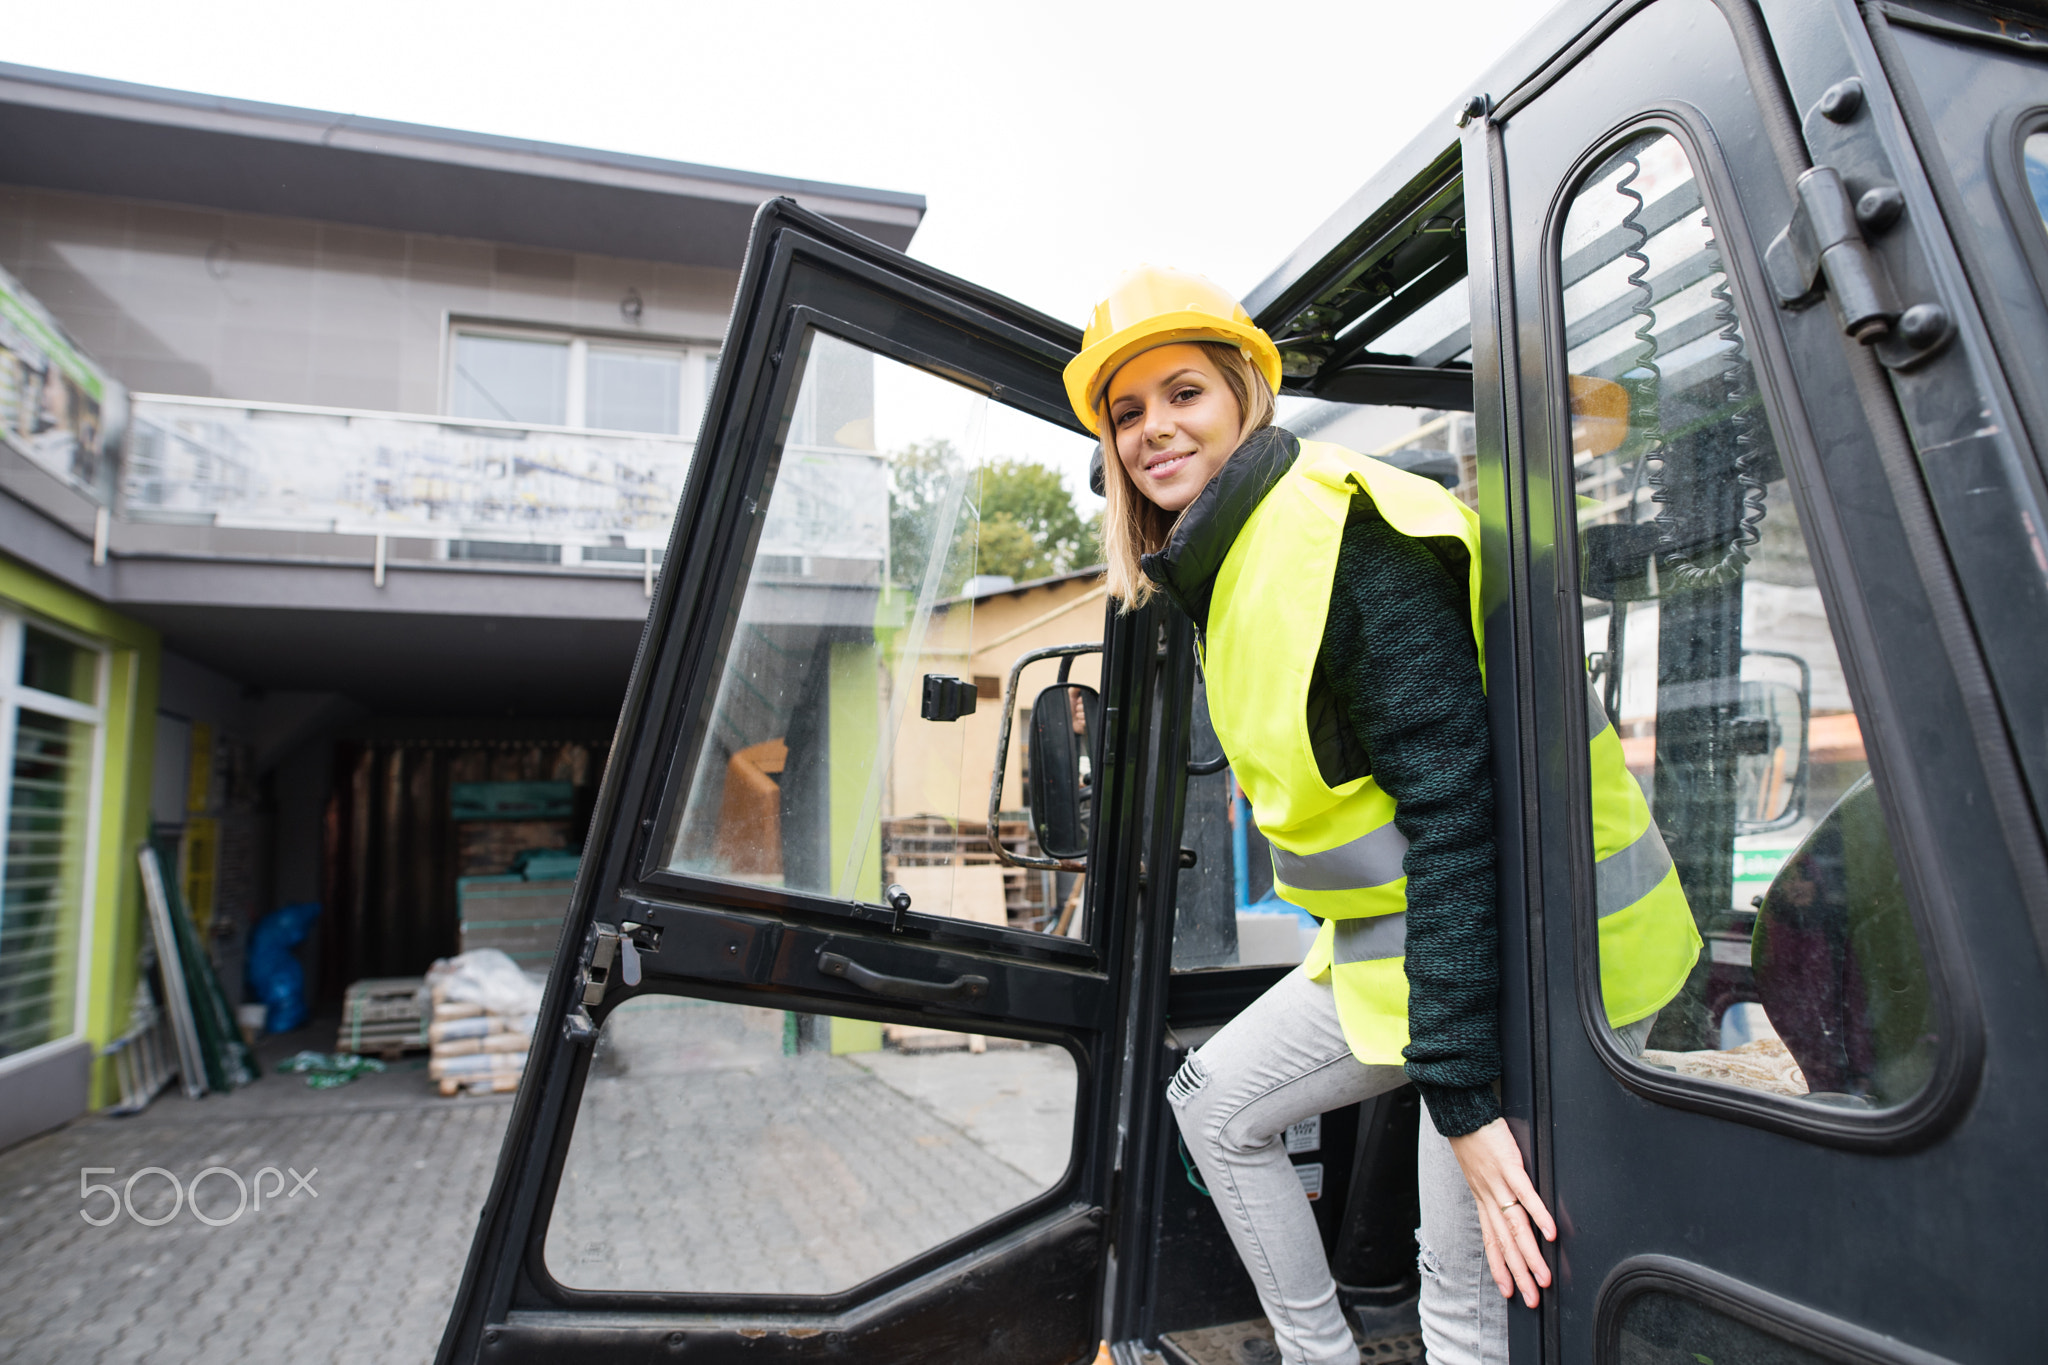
[337,977,428,1058]
[881,816,1057,929]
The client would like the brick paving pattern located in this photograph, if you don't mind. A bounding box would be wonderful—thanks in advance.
[0,1006,1076,1363]
[0,1088,510,1364]
[547,998,1068,1295]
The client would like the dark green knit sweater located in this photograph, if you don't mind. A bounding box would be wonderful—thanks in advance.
[1141,428,1501,1138]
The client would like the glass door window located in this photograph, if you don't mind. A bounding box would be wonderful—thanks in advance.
[1560,129,1937,1109]
[585,346,682,435]
[660,329,1102,929]
[448,328,712,434]
[0,616,103,1063]
[546,326,1102,1295]
[449,332,572,426]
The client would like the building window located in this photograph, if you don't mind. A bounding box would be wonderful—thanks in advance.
[447,326,718,435]
[0,615,104,1064]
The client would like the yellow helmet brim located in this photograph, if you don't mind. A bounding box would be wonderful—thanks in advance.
[1062,311,1283,434]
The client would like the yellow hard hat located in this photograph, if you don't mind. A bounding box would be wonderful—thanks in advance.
[1063,266,1283,433]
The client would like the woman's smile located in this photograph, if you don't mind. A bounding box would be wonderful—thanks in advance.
[1145,449,1195,478]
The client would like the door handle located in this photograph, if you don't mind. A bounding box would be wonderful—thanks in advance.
[817,950,989,1004]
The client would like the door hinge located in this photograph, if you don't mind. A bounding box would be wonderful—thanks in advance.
[1764,78,1952,370]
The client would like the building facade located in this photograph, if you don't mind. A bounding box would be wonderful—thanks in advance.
[0,61,923,1146]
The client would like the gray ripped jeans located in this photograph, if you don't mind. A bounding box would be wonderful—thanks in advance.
[1167,964,1652,1365]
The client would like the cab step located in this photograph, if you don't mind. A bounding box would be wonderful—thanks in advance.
[1158,1319,1424,1365]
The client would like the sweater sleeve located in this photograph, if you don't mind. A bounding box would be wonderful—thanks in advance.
[1321,503,1502,1138]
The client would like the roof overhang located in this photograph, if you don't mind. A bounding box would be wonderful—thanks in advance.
[0,62,925,265]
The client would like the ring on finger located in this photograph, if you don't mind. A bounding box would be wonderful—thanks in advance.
[1500,1198,1519,1211]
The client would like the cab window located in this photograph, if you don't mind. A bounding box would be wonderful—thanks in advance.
[541,329,1098,1297]
[660,330,1102,937]
[1560,129,1938,1110]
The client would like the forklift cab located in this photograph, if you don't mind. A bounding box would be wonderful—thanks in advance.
[439,1,2048,1360]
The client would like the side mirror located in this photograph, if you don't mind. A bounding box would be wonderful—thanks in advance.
[1026,683,1100,860]
[1734,675,1810,834]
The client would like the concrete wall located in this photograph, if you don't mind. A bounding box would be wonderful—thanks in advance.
[0,184,740,411]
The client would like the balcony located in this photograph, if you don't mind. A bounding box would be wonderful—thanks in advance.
[122,395,692,580]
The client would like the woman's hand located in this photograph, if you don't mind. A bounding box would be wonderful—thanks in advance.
[1445,1118,1557,1308]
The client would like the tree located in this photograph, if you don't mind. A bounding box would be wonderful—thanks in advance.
[887,444,1099,596]
[971,459,1098,583]
[888,439,975,594]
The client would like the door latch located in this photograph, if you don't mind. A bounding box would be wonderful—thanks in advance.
[581,924,620,1006]
[618,920,662,987]
[1764,78,1952,369]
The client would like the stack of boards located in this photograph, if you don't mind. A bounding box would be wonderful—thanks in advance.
[335,978,428,1058]
[429,987,536,1096]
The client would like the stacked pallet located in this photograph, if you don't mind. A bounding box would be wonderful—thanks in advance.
[881,815,1053,928]
[428,989,536,1096]
[336,978,428,1058]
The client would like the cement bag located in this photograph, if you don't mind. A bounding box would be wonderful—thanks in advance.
[427,948,546,1017]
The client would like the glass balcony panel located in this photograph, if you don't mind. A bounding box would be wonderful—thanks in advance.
[125,396,692,553]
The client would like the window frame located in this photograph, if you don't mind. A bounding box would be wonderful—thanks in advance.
[1595,1254,1957,1365]
[0,610,108,1073]
[1988,104,2048,312]
[1543,112,1981,1150]
[630,306,1104,970]
[442,318,720,436]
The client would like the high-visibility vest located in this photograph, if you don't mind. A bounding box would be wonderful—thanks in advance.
[1203,441,1700,1066]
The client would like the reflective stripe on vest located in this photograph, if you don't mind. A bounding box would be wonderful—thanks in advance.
[1584,682,1676,916]
[1204,440,1700,1065]
[1582,677,1699,1024]
[1271,822,1409,892]
[1332,911,1407,964]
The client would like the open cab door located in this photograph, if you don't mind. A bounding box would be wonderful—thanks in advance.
[435,200,1142,1365]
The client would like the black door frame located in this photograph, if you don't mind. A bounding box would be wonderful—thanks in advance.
[436,199,1173,1365]
[1483,0,2040,1359]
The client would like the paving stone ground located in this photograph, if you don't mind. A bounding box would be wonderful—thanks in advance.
[0,1007,1077,1364]
[547,998,1073,1295]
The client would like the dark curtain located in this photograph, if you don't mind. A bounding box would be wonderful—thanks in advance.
[317,738,605,1005]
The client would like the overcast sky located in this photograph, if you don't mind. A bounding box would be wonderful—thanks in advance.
[8,0,1543,320]
[8,0,1545,506]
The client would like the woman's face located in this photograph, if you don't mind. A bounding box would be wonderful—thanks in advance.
[1107,343,1244,514]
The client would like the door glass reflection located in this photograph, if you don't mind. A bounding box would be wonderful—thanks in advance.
[1614,1289,1832,1364]
[544,996,1077,1294]
[1561,130,1937,1108]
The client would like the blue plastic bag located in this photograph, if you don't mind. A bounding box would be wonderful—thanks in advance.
[245,902,321,1034]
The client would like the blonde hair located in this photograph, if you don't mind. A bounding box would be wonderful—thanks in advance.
[1098,340,1276,610]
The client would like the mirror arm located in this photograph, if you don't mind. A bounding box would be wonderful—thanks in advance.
[988,642,1103,872]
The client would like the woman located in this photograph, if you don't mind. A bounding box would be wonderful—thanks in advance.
[1062,268,1694,1365]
